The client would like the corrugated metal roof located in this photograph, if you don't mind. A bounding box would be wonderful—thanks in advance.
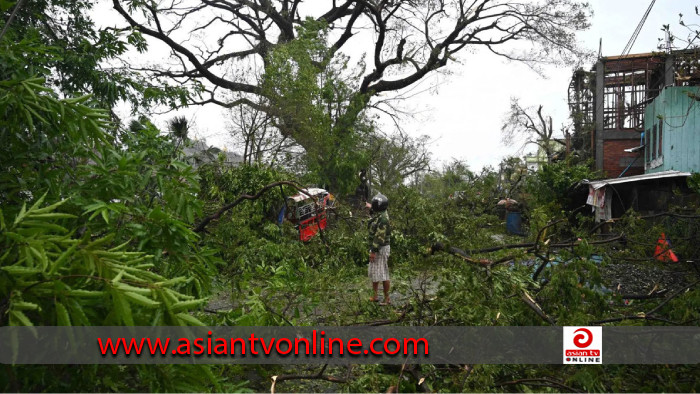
[587,170,692,190]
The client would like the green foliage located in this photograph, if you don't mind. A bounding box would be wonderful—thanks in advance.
[0,57,219,392]
[526,159,596,215]
[688,172,700,194]
[0,0,193,109]
[261,18,370,193]
[2,3,698,391]
[1,193,207,327]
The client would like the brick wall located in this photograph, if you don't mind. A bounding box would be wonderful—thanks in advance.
[602,140,644,177]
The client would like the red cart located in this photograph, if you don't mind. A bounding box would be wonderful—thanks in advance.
[285,188,335,242]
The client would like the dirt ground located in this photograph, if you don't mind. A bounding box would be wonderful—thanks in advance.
[600,259,697,296]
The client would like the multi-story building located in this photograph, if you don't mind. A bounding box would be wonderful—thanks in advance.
[570,49,700,219]
[569,48,700,177]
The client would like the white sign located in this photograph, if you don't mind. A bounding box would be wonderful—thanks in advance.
[563,326,602,364]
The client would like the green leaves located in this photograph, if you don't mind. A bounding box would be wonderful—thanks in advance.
[0,74,218,390]
[0,0,15,13]
[55,302,71,326]
[9,310,33,326]
[1,188,212,328]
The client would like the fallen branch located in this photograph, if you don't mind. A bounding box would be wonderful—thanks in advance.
[549,234,625,248]
[202,308,229,314]
[533,219,565,254]
[590,280,700,325]
[271,364,346,393]
[351,305,411,326]
[590,315,681,325]
[618,290,668,300]
[494,378,582,393]
[261,299,294,326]
[395,357,408,394]
[193,180,311,233]
[646,280,700,316]
[432,234,625,259]
[588,219,615,234]
[532,253,551,281]
[521,290,555,325]
[623,212,700,220]
[464,242,536,254]
[430,243,515,267]
[406,365,430,393]
[430,243,491,266]
[458,365,474,392]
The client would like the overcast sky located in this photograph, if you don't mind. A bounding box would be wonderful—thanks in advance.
[386,0,698,171]
[104,0,698,172]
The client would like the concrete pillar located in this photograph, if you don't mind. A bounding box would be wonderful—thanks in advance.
[595,60,605,171]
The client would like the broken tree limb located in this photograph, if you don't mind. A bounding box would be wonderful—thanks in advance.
[588,219,615,234]
[646,279,700,316]
[193,180,312,233]
[494,378,582,393]
[458,364,474,393]
[532,253,551,281]
[271,364,347,393]
[430,242,491,266]
[618,290,668,300]
[533,219,565,253]
[589,315,681,325]
[430,243,516,267]
[351,304,411,326]
[521,290,555,325]
[590,280,700,325]
[614,212,700,221]
[432,233,625,259]
[405,365,430,393]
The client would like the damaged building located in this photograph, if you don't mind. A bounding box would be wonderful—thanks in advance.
[569,49,700,219]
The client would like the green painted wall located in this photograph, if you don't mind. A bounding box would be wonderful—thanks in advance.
[644,86,700,173]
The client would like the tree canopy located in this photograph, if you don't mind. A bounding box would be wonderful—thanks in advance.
[111,0,592,136]
[3,1,700,392]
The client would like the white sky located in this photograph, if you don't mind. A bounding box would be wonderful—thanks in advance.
[101,0,697,172]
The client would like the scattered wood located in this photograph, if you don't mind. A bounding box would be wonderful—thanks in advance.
[521,290,555,325]
[618,290,668,300]
[429,243,515,267]
[646,280,700,316]
[495,377,583,393]
[351,305,411,326]
[270,364,346,394]
[431,233,625,264]
[532,253,551,281]
[458,365,474,392]
[590,280,700,325]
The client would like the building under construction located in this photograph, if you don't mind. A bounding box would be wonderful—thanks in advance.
[568,48,700,178]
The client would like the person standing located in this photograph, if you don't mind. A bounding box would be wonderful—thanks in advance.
[368,193,391,305]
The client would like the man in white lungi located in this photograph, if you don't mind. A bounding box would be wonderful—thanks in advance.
[368,193,391,305]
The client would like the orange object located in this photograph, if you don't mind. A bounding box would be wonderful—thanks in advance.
[654,233,679,263]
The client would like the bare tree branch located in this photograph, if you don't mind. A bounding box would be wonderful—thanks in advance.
[110,0,591,150]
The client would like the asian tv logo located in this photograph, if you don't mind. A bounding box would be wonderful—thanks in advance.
[563,327,602,364]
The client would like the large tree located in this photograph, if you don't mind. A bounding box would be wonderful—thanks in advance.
[111,0,592,149]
